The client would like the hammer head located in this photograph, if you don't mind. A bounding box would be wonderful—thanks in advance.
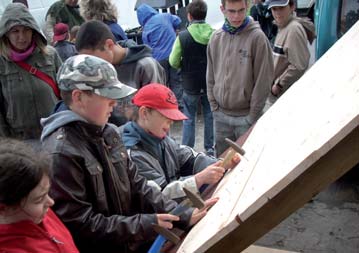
[225,138,246,156]
[183,187,205,209]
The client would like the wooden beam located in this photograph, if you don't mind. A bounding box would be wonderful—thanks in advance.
[243,245,299,253]
[177,20,359,253]
[207,126,359,253]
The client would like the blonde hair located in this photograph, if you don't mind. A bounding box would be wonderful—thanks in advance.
[0,30,49,60]
[80,0,118,22]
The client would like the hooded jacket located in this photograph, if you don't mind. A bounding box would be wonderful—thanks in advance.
[122,121,217,201]
[137,4,181,61]
[169,21,214,94]
[115,42,166,89]
[0,209,78,253]
[170,21,214,69]
[0,3,62,140]
[207,18,274,122]
[54,40,77,61]
[104,20,128,41]
[41,110,192,253]
[270,16,315,99]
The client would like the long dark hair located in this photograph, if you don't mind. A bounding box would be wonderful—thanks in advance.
[0,138,51,207]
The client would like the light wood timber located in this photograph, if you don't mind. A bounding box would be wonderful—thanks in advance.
[177,21,359,253]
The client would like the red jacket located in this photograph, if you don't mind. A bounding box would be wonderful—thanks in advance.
[0,209,78,253]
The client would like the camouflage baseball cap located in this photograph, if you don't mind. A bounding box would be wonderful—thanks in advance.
[57,54,137,100]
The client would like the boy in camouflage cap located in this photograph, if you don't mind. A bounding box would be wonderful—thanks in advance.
[57,54,136,102]
[40,54,216,253]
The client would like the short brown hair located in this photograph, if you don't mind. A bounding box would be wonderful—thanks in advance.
[75,20,115,51]
[187,0,207,20]
[221,0,248,7]
[60,90,94,106]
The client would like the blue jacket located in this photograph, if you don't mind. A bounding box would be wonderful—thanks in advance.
[54,40,77,61]
[137,4,181,61]
[104,20,128,42]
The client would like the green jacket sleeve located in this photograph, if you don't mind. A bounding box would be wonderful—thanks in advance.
[169,37,182,69]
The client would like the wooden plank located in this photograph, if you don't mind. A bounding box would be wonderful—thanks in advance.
[177,20,359,253]
[243,245,299,253]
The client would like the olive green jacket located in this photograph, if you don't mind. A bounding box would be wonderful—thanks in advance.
[0,3,62,139]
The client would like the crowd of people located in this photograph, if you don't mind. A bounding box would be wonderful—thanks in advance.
[0,0,315,252]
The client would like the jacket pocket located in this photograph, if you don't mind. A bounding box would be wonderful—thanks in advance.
[2,72,22,123]
[85,161,106,199]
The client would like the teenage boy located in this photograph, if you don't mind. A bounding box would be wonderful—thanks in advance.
[207,0,274,156]
[41,55,216,253]
[169,0,215,156]
[75,20,167,126]
[122,84,240,201]
[76,20,166,89]
[267,0,315,106]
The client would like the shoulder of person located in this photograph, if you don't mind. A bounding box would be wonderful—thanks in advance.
[45,45,62,59]
[47,0,66,15]
[288,18,306,30]
[209,28,226,40]
[46,45,58,52]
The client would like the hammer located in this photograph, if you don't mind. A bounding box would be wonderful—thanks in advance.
[148,187,205,253]
[220,138,247,169]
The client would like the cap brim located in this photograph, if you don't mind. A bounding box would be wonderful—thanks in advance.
[53,33,67,42]
[99,81,137,101]
[157,108,188,121]
[268,0,289,9]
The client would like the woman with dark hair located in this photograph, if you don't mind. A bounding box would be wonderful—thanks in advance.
[0,3,62,149]
[0,138,79,252]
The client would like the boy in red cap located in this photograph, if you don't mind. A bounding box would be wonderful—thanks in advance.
[122,83,240,202]
[53,22,77,61]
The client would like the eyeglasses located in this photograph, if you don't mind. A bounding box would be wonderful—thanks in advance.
[224,8,246,16]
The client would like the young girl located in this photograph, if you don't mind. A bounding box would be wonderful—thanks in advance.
[0,138,79,253]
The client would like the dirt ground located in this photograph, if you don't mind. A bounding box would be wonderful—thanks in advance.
[170,119,359,253]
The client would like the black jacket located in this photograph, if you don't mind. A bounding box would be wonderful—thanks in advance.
[41,110,192,253]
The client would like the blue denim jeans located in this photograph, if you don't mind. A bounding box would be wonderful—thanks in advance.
[182,91,214,151]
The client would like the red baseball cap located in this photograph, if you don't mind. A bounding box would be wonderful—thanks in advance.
[53,23,69,42]
[132,83,188,121]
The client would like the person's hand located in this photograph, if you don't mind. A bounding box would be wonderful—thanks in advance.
[195,161,225,188]
[227,152,241,170]
[189,197,219,226]
[156,213,180,229]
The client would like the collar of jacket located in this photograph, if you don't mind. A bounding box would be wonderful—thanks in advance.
[275,14,294,29]
[75,121,104,138]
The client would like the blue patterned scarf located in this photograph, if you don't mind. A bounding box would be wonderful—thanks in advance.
[222,16,250,34]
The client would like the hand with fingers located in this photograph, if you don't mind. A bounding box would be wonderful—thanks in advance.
[224,152,241,170]
[156,213,180,230]
[195,161,225,188]
[189,197,219,225]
